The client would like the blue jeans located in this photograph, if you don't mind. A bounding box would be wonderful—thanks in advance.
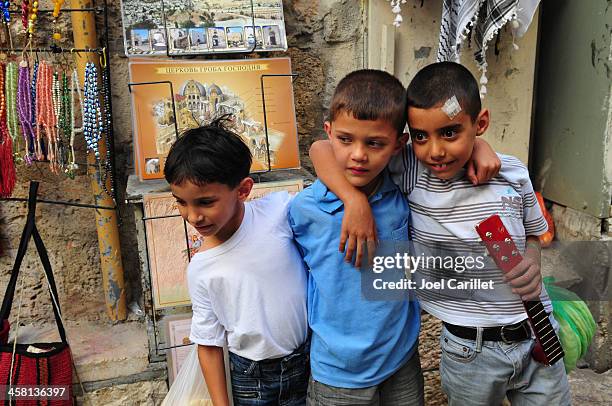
[439,315,571,406]
[229,340,310,406]
[306,350,424,406]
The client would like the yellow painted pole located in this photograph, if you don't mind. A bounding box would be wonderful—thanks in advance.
[71,0,126,320]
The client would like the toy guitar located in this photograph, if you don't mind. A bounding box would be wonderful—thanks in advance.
[475,214,564,366]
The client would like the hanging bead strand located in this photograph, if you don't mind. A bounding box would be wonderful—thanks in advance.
[100,63,114,200]
[36,61,58,172]
[52,70,63,168]
[52,0,65,40]
[67,68,83,177]
[27,0,38,37]
[0,63,16,197]
[83,62,102,161]
[31,60,43,160]
[17,61,34,164]
[6,62,22,164]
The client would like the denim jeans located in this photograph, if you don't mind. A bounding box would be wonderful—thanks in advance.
[306,350,424,406]
[229,340,310,406]
[439,315,571,406]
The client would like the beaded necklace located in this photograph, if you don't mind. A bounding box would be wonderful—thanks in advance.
[52,0,64,40]
[59,72,70,168]
[6,62,21,163]
[0,63,16,197]
[52,70,63,167]
[66,68,82,177]
[21,0,28,30]
[100,63,114,200]
[1,1,10,24]
[31,60,42,159]
[27,0,38,36]
[36,61,58,172]
[17,60,34,164]
[83,62,102,161]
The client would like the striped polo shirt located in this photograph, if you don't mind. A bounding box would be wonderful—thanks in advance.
[389,145,551,327]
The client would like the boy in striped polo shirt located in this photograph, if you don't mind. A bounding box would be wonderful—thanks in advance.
[310,62,570,405]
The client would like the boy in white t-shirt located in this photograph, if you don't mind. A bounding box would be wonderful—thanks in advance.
[164,117,309,406]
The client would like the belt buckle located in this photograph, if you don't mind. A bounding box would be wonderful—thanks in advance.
[500,325,514,344]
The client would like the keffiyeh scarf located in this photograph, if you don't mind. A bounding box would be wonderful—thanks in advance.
[437,0,540,96]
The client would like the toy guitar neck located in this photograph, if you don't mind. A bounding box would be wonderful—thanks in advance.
[475,214,564,366]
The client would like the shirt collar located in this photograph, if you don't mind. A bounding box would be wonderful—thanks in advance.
[312,171,398,214]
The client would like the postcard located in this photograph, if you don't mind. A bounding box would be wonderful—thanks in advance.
[129,57,299,180]
[143,193,202,309]
[121,0,287,56]
[165,315,194,385]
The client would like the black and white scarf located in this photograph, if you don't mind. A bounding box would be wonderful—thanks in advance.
[436,0,522,95]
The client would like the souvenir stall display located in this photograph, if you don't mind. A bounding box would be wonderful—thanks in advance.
[122,0,306,394]
[0,3,117,201]
[0,4,126,400]
[120,0,288,56]
[129,57,300,180]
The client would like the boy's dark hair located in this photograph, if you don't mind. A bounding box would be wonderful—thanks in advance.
[406,62,481,122]
[329,69,406,135]
[164,116,252,188]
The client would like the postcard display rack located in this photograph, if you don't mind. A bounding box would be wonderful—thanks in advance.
[122,0,312,376]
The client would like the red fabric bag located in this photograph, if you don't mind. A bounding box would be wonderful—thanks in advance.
[0,182,74,405]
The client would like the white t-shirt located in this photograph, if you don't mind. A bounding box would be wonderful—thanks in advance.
[187,192,308,361]
[390,147,551,327]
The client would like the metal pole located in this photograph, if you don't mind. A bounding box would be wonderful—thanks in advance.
[71,0,126,320]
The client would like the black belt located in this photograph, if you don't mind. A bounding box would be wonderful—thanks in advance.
[443,319,532,343]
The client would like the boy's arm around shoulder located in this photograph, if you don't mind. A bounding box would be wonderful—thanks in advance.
[197,345,230,406]
[500,155,547,301]
[309,140,377,267]
[467,138,501,185]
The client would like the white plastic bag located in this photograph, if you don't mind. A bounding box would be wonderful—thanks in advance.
[162,345,212,406]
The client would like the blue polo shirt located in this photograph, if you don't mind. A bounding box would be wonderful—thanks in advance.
[288,172,420,388]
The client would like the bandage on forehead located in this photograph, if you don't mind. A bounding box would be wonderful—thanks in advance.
[441,95,462,119]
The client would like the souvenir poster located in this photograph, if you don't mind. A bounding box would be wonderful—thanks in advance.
[120,0,287,56]
[164,315,194,385]
[143,179,303,309]
[164,314,231,400]
[143,193,203,309]
[129,57,299,180]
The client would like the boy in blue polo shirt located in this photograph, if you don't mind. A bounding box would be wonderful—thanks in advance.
[288,70,422,405]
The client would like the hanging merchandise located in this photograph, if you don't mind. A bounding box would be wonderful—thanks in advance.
[387,0,407,27]
[36,61,59,172]
[83,61,102,161]
[120,0,288,56]
[66,68,82,178]
[26,0,39,36]
[18,61,35,164]
[0,63,16,197]
[52,0,65,40]
[513,0,540,39]
[129,57,300,180]
[100,63,115,199]
[31,61,43,160]
[436,0,540,96]
[6,62,21,162]
[0,182,75,405]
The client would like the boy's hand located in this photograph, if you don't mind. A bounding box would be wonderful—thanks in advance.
[342,193,377,268]
[504,241,542,300]
[466,138,501,185]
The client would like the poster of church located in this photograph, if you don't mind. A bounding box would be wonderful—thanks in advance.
[120,0,287,56]
[129,57,300,180]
